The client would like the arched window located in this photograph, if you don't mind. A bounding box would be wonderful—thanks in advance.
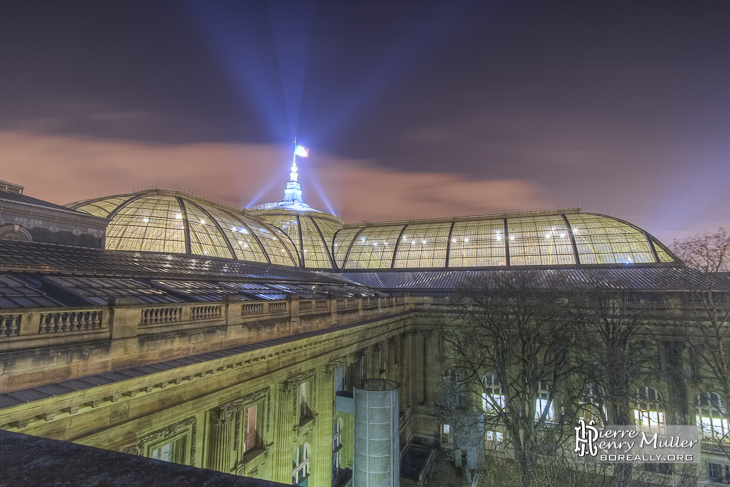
[536,380,554,421]
[697,392,728,439]
[293,443,310,486]
[482,373,505,412]
[0,226,31,242]
[333,418,343,474]
[634,386,665,432]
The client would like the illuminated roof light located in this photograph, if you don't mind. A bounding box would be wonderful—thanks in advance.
[203,250,208,254]
[559,233,565,238]
[422,240,427,244]
[411,240,416,245]
[464,238,469,242]
[238,240,243,244]
[452,238,457,243]
[373,243,377,247]
[244,244,248,248]
[200,219,206,225]
[175,213,182,220]
[142,218,149,223]
[509,236,515,241]
[231,226,236,231]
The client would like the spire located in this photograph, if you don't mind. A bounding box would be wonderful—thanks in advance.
[282,154,303,203]
[250,141,320,212]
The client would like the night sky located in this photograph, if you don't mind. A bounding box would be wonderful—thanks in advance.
[1,1,729,244]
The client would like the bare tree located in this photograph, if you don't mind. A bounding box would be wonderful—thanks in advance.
[672,228,730,458]
[576,285,661,487]
[438,271,584,487]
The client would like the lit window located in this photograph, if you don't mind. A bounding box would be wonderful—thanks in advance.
[333,418,343,474]
[150,436,186,464]
[486,430,505,451]
[243,404,257,452]
[634,386,665,432]
[536,380,554,421]
[442,424,450,435]
[483,373,505,411]
[697,392,728,439]
[299,382,311,422]
[292,443,310,486]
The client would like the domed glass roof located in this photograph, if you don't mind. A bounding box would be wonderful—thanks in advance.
[68,190,299,266]
[332,209,678,270]
[251,209,343,269]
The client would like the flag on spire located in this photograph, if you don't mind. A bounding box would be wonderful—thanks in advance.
[293,144,310,158]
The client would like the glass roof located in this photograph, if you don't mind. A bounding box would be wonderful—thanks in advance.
[333,211,678,270]
[252,210,342,269]
[68,190,299,266]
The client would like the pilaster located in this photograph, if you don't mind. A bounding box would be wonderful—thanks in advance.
[313,363,335,487]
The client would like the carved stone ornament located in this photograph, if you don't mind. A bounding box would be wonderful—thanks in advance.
[121,445,142,456]
[324,358,347,374]
[136,416,197,466]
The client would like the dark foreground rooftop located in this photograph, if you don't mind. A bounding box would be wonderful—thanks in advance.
[0,430,286,487]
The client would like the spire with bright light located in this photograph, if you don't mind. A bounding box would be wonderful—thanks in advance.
[282,140,309,204]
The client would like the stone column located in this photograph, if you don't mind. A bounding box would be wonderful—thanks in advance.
[272,380,296,485]
[422,330,433,405]
[399,332,410,409]
[313,363,335,487]
[206,403,238,473]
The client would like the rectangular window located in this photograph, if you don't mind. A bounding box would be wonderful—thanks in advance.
[709,463,722,481]
[486,431,504,451]
[299,382,309,421]
[334,366,344,393]
[244,404,257,452]
[536,381,554,421]
[151,437,186,464]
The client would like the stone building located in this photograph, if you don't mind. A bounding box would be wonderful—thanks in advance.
[0,163,727,486]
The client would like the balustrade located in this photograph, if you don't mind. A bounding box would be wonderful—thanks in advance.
[269,302,287,314]
[299,301,312,312]
[191,305,222,321]
[39,310,104,333]
[242,303,264,316]
[0,314,21,337]
[141,306,182,325]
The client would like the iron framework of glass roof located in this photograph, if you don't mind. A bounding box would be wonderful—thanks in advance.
[67,190,299,267]
[251,209,343,270]
[332,209,678,270]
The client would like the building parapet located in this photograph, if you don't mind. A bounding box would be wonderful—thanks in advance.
[0,295,413,393]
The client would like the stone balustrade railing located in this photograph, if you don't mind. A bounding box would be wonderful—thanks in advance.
[39,310,106,333]
[0,294,413,391]
[141,306,183,325]
[0,314,21,337]
[0,296,412,343]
